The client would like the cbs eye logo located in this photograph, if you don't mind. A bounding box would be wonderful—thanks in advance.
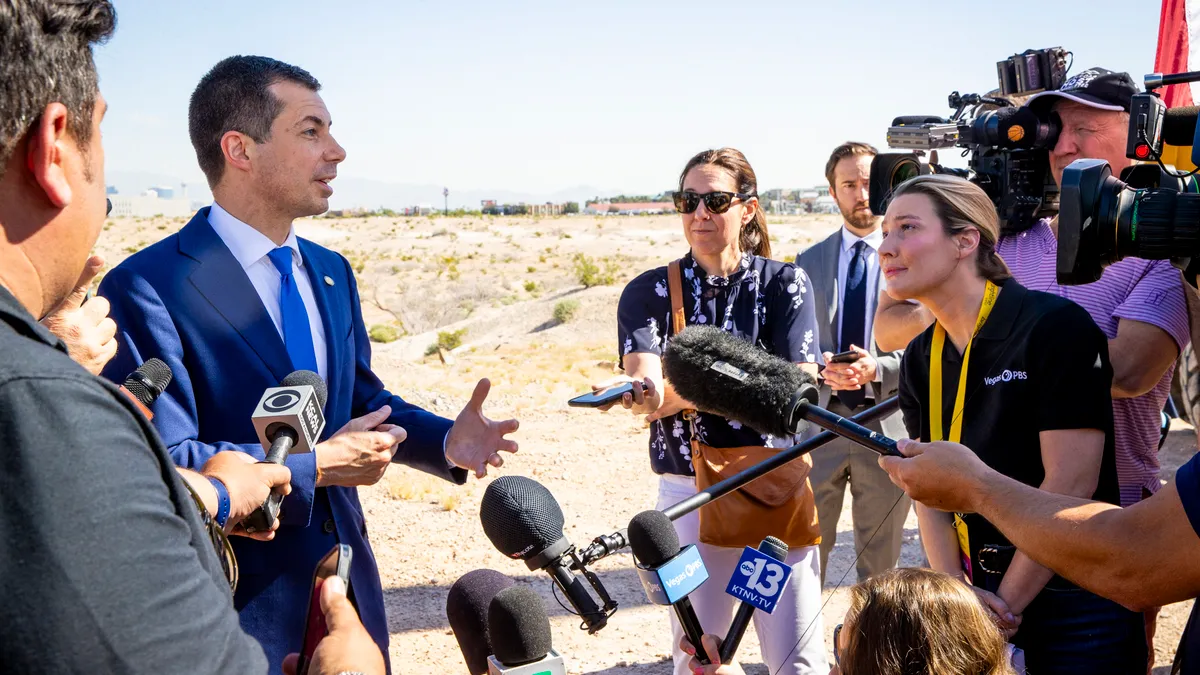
[264,389,301,412]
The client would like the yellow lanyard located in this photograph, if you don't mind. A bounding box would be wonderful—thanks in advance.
[929,280,999,443]
[930,280,999,582]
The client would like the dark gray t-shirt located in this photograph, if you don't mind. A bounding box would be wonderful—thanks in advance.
[0,287,266,673]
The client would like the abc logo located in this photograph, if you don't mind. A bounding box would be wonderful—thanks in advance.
[739,561,756,577]
[264,389,301,413]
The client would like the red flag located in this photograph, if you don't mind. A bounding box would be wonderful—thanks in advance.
[1156,0,1196,107]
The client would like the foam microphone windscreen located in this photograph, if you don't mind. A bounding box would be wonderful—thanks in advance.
[280,369,328,409]
[1163,106,1200,146]
[662,325,818,438]
[447,569,515,675]
[628,510,681,568]
[122,358,173,408]
[488,585,553,666]
[480,476,565,560]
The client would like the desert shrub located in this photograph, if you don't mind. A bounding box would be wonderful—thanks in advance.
[425,327,467,355]
[573,253,617,287]
[524,281,537,293]
[368,324,400,343]
[553,299,580,324]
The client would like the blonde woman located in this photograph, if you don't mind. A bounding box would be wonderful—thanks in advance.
[880,175,1145,673]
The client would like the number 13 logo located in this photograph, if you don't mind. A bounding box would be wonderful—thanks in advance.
[744,558,785,597]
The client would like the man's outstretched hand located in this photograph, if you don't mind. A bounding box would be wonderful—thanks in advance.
[445,378,519,478]
[877,438,996,513]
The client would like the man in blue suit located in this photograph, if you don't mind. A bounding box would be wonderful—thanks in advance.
[99,55,518,673]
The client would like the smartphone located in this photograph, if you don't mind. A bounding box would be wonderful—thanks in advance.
[828,350,860,364]
[568,382,636,408]
[297,544,353,675]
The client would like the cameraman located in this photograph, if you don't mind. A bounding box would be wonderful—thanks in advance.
[875,68,1190,508]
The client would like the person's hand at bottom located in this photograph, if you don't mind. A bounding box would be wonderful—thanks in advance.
[971,586,1022,640]
[680,634,745,675]
[281,575,384,675]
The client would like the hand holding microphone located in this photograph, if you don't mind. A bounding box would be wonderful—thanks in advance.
[681,635,745,675]
[201,451,292,540]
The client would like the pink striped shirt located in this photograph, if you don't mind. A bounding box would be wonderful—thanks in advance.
[997,219,1191,506]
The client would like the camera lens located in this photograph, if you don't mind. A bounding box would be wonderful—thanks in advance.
[868,153,931,216]
[1057,159,1200,284]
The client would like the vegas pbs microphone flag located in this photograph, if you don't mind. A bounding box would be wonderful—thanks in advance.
[1157,0,1200,168]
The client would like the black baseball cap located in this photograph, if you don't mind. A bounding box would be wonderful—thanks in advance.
[1027,67,1139,113]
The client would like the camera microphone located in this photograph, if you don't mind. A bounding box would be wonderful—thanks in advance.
[486,585,566,675]
[663,325,900,456]
[447,569,516,675]
[241,370,328,533]
[119,358,172,420]
[479,476,612,633]
[628,510,712,665]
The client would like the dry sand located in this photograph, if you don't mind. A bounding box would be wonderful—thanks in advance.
[95,212,1198,673]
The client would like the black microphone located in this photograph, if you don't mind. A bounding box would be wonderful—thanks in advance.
[119,358,172,420]
[479,476,609,633]
[719,536,789,663]
[1162,105,1200,146]
[486,585,566,675]
[241,370,328,533]
[628,510,711,666]
[447,569,515,675]
[663,325,901,456]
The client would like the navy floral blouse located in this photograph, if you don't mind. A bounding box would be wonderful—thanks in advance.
[616,252,823,476]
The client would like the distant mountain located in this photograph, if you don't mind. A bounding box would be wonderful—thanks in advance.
[104,170,638,211]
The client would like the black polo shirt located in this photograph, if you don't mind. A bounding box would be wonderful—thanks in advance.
[0,286,265,672]
[899,279,1121,578]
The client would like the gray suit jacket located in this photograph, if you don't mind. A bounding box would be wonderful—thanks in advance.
[796,228,906,439]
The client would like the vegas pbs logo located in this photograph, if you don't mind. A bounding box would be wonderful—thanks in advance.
[264,389,303,413]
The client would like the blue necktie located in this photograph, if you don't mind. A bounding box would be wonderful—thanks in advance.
[838,240,868,410]
[267,247,319,374]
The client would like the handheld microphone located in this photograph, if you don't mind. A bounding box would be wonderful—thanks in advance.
[663,325,901,456]
[719,536,790,663]
[119,358,172,420]
[628,510,711,665]
[241,370,328,533]
[479,476,611,633]
[447,569,516,675]
[486,585,566,675]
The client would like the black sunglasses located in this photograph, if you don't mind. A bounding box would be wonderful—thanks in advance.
[106,197,112,217]
[672,190,755,215]
[833,623,843,667]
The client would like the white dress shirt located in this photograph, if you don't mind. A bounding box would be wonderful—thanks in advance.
[207,202,329,382]
[835,226,882,351]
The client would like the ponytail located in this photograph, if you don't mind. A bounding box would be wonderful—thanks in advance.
[740,207,771,259]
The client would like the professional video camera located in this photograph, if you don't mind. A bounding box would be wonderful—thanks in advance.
[868,47,1069,233]
[1056,71,1200,285]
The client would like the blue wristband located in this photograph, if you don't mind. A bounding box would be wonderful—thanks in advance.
[207,476,231,529]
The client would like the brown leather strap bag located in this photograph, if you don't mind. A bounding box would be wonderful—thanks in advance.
[667,260,821,549]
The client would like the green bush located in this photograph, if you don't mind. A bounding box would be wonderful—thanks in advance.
[425,327,467,355]
[368,324,400,343]
[553,299,580,324]
[524,280,537,293]
[573,253,618,287]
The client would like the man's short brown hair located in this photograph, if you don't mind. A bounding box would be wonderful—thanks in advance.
[825,142,878,187]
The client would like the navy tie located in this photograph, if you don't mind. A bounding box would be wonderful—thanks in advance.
[267,247,319,374]
[838,240,868,410]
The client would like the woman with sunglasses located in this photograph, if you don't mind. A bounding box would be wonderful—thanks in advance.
[882,175,1145,673]
[595,148,827,674]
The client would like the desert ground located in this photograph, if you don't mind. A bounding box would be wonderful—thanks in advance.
[95,212,1198,673]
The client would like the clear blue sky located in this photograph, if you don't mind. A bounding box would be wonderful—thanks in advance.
[95,0,1160,197]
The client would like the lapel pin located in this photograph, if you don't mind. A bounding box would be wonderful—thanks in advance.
[324,276,335,286]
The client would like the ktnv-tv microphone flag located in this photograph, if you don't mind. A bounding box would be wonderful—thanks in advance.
[479,476,608,633]
[628,510,712,666]
[447,569,515,675]
[486,585,566,675]
[241,370,328,534]
[720,536,792,664]
[663,325,900,456]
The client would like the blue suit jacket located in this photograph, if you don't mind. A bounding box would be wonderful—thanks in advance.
[99,208,466,673]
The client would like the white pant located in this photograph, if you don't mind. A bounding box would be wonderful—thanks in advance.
[655,474,828,675]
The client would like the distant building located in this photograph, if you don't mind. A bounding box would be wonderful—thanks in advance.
[148,185,174,200]
[584,201,673,215]
[108,194,192,218]
[527,202,562,216]
[106,185,118,195]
